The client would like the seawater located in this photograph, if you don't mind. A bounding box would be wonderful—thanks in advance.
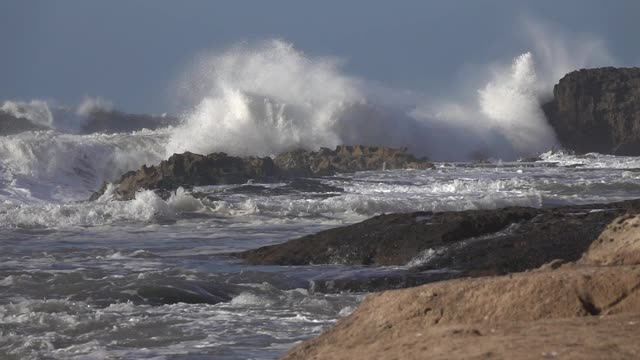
[3,150,640,359]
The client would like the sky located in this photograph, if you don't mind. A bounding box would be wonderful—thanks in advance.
[1,0,639,114]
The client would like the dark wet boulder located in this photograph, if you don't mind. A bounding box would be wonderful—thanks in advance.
[92,152,280,200]
[275,145,434,177]
[0,110,47,135]
[543,67,640,155]
[234,199,640,275]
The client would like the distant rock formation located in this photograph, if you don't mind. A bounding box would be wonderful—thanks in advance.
[91,152,280,200]
[275,145,432,177]
[0,110,47,135]
[543,67,640,155]
[282,213,640,360]
[91,145,434,200]
[81,109,177,134]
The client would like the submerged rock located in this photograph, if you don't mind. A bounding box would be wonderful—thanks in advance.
[235,199,640,276]
[282,216,640,360]
[543,67,640,155]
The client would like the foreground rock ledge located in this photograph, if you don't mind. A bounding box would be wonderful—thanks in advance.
[282,214,640,360]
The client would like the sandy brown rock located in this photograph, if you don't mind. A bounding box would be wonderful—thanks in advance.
[282,215,640,360]
[283,265,640,360]
[582,213,640,266]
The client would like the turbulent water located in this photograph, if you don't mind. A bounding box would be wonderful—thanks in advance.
[0,33,627,359]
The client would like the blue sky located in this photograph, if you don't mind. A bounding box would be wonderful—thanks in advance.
[1,0,638,113]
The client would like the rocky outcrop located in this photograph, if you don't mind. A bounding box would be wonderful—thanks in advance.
[274,145,433,177]
[581,213,640,266]
[92,152,280,200]
[91,145,433,200]
[81,109,177,134]
[543,67,640,155]
[0,110,47,135]
[282,216,640,360]
[235,199,640,275]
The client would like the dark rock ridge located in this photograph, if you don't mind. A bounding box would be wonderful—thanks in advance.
[274,145,433,177]
[81,109,177,134]
[91,145,433,200]
[0,110,48,135]
[234,199,640,276]
[543,67,640,155]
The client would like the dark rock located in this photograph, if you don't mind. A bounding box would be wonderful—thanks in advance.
[309,269,459,294]
[275,145,434,177]
[543,67,640,155]
[234,199,640,275]
[0,110,48,135]
[81,109,177,134]
[96,152,280,200]
[90,145,430,201]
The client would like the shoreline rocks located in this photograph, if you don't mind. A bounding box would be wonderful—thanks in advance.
[543,67,640,155]
[90,145,434,200]
[235,199,640,276]
[282,214,640,360]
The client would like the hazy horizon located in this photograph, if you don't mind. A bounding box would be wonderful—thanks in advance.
[2,0,639,114]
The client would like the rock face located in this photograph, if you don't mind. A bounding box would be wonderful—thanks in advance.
[93,152,280,200]
[91,145,433,200]
[582,213,640,266]
[274,145,433,177]
[0,110,47,135]
[235,199,640,275]
[282,216,640,360]
[544,67,640,155]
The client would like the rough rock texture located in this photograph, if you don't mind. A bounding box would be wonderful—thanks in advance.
[82,109,177,134]
[543,67,640,155]
[0,110,47,135]
[282,222,640,360]
[274,145,433,177]
[582,213,640,266]
[91,145,432,200]
[236,200,640,275]
[92,152,279,200]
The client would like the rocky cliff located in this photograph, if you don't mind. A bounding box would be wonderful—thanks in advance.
[544,67,640,155]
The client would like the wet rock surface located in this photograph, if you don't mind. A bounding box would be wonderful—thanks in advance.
[544,67,640,155]
[235,199,640,276]
[90,145,432,200]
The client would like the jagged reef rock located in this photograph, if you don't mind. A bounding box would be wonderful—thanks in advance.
[91,145,433,200]
[282,215,640,360]
[92,152,279,200]
[543,67,640,155]
[274,145,433,177]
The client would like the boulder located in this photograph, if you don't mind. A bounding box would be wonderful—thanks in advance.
[543,67,640,155]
